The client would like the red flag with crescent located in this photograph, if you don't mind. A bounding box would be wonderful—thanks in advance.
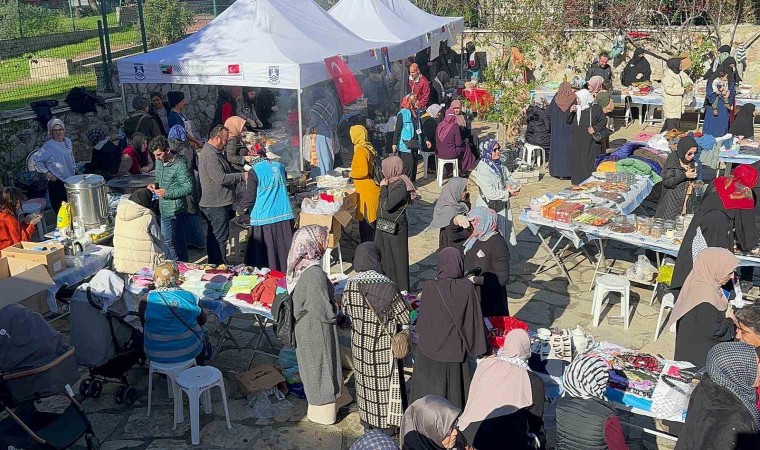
[324,55,362,106]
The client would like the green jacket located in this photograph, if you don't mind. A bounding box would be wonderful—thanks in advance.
[155,155,193,217]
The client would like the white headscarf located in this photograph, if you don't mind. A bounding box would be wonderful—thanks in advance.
[575,89,595,124]
[47,118,66,139]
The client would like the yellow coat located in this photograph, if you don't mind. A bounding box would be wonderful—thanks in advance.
[351,144,380,223]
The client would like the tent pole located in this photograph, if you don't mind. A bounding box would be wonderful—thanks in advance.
[297,87,304,173]
[460,31,465,80]
[120,83,127,118]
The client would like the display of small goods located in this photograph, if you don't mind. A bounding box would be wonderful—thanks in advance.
[591,191,626,204]
[541,200,584,223]
[608,215,637,233]
[485,316,530,349]
[573,206,617,227]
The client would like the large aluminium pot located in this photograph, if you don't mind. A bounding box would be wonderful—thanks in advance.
[64,174,109,229]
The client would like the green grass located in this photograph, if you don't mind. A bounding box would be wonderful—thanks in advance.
[0,28,139,84]
[0,72,97,111]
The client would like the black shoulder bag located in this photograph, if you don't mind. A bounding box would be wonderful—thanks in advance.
[376,196,407,235]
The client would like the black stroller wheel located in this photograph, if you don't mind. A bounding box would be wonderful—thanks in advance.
[85,433,101,450]
[114,386,126,404]
[79,379,92,397]
[89,380,103,398]
[124,387,138,406]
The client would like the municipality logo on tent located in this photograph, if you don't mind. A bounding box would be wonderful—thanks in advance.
[268,66,280,85]
[134,63,145,80]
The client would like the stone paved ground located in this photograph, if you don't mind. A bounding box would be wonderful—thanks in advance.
[46,112,694,449]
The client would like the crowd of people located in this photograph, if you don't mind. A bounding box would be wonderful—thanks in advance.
[4,40,760,450]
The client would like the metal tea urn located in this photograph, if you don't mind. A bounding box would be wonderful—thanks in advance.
[64,174,109,230]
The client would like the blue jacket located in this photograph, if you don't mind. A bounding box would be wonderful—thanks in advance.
[144,289,203,364]
[250,160,294,226]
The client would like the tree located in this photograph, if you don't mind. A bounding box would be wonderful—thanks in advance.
[0,2,62,39]
[143,0,194,48]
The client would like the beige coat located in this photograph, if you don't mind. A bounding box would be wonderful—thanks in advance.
[662,70,691,119]
[113,199,165,274]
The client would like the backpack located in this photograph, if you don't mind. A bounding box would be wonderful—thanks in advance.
[271,291,300,348]
[373,154,384,186]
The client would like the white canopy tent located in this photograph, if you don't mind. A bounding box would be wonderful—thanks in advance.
[328,0,464,61]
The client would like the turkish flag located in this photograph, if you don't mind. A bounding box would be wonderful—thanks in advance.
[324,55,362,106]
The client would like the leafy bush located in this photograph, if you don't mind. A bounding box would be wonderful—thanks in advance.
[0,2,62,39]
[143,0,194,47]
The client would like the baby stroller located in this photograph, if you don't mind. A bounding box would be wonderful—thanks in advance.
[58,270,144,405]
[0,304,99,449]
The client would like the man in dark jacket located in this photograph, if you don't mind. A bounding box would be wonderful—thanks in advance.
[124,96,162,140]
[198,125,245,265]
[586,51,613,84]
[432,42,461,80]
[525,95,551,152]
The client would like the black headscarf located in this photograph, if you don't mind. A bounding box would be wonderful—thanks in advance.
[729,104,756,139]
[417,247,487,362]
[676,136,698,164]
[128,188,160,216]
[718,45,731,54]
[621,48,651,86]
[667,58,682,75]
[354,242,384,274]
[714,56,741,86]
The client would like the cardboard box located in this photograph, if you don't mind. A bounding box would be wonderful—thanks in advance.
[236,364,287,396]
[1,242,66,276]
[298,210,352,248]
[0,257,56,314]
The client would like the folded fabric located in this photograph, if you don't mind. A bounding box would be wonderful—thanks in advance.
[615,158,662,184]
[693,134,717,152]
[251,276,278,306]
[596,161,618,172]
[595,142,646,168]
[202,273,234,282]
[235,293,255,304]
[226,275,262,296]
[183,269,206,282]
[633,132,658,142]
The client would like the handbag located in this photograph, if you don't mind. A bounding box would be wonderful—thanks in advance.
[157,293,213,364]
[376,199,407,235]
[353,285,410,359]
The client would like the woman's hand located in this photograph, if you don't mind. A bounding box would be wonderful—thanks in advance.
[570,105,577,112]
[453,214,470,228]
[46,172,57,181]
[392,145,398,154]
[506,186,520,196]
[685,167,697,179]
[587,127,595,135]
[24,213,42,225]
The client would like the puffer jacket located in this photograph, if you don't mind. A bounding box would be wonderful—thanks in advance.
[113,199,165,274]
[155,155,192,218]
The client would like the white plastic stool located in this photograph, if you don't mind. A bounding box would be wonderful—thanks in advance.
[322,245,344,275]
[522,143,546,167]
[591,274,631,329]
[436,158,459,186]
[654,293,676,340]
[147,359,196,418]
[419,151,436,180]
[175,366,232,445]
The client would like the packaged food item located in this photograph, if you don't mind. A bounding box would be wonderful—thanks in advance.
[56,202,72,230]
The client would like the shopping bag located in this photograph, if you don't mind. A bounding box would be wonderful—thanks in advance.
[324,55,362,106]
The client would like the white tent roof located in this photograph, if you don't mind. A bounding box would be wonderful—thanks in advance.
[117,0,392,89]
[328,0,464,60]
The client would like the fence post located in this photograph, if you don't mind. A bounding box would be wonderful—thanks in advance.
[16,0,22,38]
[98,20,112,92]
[137,0,148,53]
[69,0,76,31]
[101,1,113,64]
[213,0,218,16]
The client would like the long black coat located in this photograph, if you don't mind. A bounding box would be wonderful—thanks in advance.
[525,105,551,150]
[569,104,610,185]
[464,235,510,317]
[675,375,760,450]
[655,152,695,219]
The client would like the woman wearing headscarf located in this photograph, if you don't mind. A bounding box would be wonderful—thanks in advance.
[655,136,699,220]
[662,58,692,132]
[463,207,511,316]
[411,247,487,408]
[32,118,76,213]
[703,44,732,80]
[670,164,759,291]
[393,95,422,182]
[401,395,465,450]
[436,99,477,174]
[730,103,756,139]
[350,125,381,243]
[113,189,165,274]
[569,89,609,185]
[288,225,342,425]
[525,94,551,154]
[472,139,518,246]
[223,116,248,173]
[547,82,576,179]
[676,342,760,450]
[431,178,471,252]
[239,87,263,129]
[237,147,294,272]
[306,87,338,179]
[555,356,629,450]
[457,330,546,450]
[667,248,739,368]
[587,76,605,97]
[375,156,416,292]
[421,104,443,175]
[351,429,400,450]
[167,91,202,150]
[704,57,738,138]
[211,86,242,130]
[621,47,651,87]
[342,242,411,432]
[430,71,450,107]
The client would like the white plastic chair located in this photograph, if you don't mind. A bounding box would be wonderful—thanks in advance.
[322,246,344,276]
[522,143,546,167]
[175,366,232,445]
[419,151,436,180]
[654,293,676,340]
[436,158,459,186]
[147,359,197,418]
[591,274,631,329]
